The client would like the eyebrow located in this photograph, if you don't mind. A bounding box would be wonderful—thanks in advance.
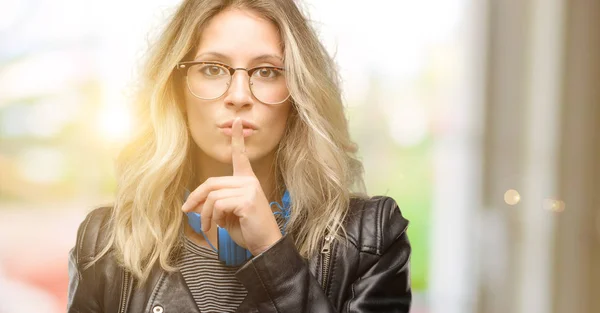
[193,52,284,64]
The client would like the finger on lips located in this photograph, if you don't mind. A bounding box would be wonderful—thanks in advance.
[181,117,258,231]
[232,117,254,176]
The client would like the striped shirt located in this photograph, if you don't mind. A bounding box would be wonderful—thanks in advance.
[180,215,287,312]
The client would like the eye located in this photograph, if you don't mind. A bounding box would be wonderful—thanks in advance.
[253,67,281,79]
[199,64,227,76]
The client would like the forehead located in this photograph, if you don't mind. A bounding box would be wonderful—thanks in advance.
[195,9,283,62]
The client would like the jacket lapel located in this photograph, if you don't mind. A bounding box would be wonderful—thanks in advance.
[235,295,258,312]
[148,269,202,312]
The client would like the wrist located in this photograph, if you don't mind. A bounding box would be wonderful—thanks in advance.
[250,232,283,256]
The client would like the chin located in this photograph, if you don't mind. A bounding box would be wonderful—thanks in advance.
[201,146,254,164]
[194,139,272,165]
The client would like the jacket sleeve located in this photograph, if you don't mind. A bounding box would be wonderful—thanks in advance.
[344,232,411,312]
[67,209,108,313]
[235,231,411,312]
[68,247,102,312]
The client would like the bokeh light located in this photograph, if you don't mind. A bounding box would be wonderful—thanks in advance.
[543,198,565,213]
[504,189,521,205]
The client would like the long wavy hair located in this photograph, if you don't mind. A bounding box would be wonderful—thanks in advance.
[91,0,368,284]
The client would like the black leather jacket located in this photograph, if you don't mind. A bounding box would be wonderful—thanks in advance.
[67,196,411,312]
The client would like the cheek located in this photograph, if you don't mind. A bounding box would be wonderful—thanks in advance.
[186,105,205,131]
[185,92,213,125]
[267,106,292,143]
[185,99,215,144]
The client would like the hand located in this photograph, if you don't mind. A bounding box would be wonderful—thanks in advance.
[181,117,283,256]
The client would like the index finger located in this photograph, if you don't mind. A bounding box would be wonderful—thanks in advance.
[231,117,253,176]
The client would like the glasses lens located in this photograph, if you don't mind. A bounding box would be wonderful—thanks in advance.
[250,67,290,104]
[186,63,230,99]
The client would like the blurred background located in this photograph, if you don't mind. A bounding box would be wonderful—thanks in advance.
[0,0,598,312]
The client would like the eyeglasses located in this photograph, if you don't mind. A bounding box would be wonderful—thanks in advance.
[176,61,291,105]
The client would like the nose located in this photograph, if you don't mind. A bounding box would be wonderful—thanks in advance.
[223,70,253,109]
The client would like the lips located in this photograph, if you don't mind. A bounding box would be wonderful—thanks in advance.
[219,127,255,137]
[217,119,258,130]
[217,119,257,137]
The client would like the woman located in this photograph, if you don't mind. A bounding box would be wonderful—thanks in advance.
[67,0,412,312]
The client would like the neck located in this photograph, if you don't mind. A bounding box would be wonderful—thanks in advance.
[190,146,282,205]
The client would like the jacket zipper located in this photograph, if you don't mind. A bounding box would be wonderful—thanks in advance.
[119,270,130,313]
[320,234,333,292]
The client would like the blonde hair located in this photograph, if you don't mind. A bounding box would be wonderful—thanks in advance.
[92,0,368,284]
